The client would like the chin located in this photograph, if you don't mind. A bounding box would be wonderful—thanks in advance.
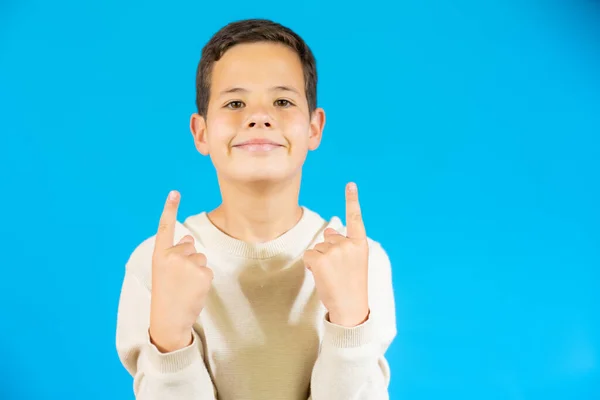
[213,154,307,185]
[239,170,291,183]
[228,165,299,185]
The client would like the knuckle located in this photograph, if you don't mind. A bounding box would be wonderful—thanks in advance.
[331,245,348,258]
[184,243,196,253]
[195,267,212,284]
[200,266,214,280]
[339,241,354,253]
[165,250,180,263]
[349,212,362,223]
[330,244,343,254]
[313,254,326,267]
[302,252,311,262]
[195,253,208,265]
[303,250,317,261]
[157,222,170,234]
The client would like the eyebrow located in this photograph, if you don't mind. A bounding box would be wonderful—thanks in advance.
[219,85,300,97]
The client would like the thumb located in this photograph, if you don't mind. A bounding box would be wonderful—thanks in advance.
[177,235,195,245]
[323,227,339,237]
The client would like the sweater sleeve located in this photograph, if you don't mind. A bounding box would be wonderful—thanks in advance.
[116,259,217,399]
[309,240,397,400]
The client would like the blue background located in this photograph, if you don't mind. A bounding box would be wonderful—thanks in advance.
[1,0,599,399]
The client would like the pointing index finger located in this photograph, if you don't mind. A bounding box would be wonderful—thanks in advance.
[345,182,366,239]
[155,190,180,251]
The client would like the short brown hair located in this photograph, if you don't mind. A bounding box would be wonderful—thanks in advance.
[195,19,318,118]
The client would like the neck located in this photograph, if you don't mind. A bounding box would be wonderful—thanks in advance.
[208,173,304,243]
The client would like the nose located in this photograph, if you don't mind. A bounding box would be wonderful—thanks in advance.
[246,108,275,129]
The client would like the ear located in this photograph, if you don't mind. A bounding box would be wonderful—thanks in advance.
[308,107,326,151]
[190,113,209,155]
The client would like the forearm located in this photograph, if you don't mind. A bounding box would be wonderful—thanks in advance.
[117,268,217,400]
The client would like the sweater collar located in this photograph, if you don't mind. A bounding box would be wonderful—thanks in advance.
[183,207,341,260]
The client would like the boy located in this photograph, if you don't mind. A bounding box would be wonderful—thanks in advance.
[116,18,397,400]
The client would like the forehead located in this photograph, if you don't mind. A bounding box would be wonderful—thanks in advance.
[210,42,305,91]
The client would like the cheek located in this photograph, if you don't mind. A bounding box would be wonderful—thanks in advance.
[283,112,311,143]
[206,114,238,145]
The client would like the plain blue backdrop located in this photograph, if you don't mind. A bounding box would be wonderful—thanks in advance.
[1,0,599,399]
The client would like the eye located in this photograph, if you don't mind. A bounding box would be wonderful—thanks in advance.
[225,101,244,109]
[274,99,294,107]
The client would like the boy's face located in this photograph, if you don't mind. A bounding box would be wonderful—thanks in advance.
[190,42,325,185]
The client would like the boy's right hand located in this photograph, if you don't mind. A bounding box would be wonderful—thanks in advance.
[149,190,214,353]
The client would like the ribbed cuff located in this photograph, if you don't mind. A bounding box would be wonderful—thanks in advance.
[322,311,376,349]
[145,329,203,374]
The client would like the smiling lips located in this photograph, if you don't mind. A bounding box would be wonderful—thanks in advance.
[232,138,284,152]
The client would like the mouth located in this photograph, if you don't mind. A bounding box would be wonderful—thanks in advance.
[232,139,285,152]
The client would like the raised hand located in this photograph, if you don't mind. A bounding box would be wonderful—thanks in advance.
[149,191,214,353]
[303,183,370,327]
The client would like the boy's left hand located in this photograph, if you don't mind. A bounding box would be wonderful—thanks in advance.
[303,182,370,328]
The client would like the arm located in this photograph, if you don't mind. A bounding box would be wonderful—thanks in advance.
[116,265,217,399]
[309,241,397,399]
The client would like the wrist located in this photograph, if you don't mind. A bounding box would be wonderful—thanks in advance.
[328,306,370,328]
[149,325,193,353]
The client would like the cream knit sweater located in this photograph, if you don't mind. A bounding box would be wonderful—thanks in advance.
[116,206,397,399]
